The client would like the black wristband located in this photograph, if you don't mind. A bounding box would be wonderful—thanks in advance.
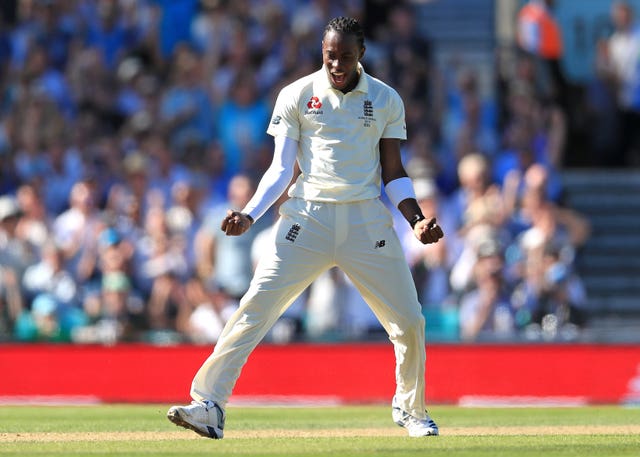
[409,214,425,229]
[244,214,254,225]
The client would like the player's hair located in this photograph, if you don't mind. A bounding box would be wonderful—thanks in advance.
[324,17,365,49]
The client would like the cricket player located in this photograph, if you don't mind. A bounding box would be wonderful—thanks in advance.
[168,16,444,438]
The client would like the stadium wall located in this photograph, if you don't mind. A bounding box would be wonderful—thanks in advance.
[1,343,639,405]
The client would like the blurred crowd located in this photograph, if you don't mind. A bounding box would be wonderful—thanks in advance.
[2,0,625,345]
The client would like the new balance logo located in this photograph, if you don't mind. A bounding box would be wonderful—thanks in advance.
[375,240,386,248]
[285,223,301,242]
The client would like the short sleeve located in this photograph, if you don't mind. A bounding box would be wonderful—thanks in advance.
[382,89,407,140]
[266,85,301,141]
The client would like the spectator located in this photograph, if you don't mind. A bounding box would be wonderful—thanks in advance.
[12,97,55,185]
[18,246,88,341]
[209,24,254,103]
[603,1,640,166]
[178,274,237,343]
[584,39,622,166]
[139,133,190,210]
[40,135,84,216]
[153,0,200,62]
[22,238,78,307]
[450,221,507,296]
[85,136,128,209]
[83,0,141,70]
[21,42,76,119]
[8,0,44,71]
[216,70,271,180]
[0,195,31,334]
[459,238,516,341]
[494,117,564,205]
[13,293,71,342]
[194,173,268,304]
[159,42,215,154]
[66,47,126,136]
[510,164,591,250]
[31,0,75,71]
[121,150,153,211]
[165,177,205,277]
[14,183,50,251]
[251,2,291,94]
[190,0,234,71]
[0,146,20,197]
[93,227,142,338]
[52,180,106,284]
[516,0,567,108]
[448,153,506,236]
[511,239,587,341]
[379,4,432,109]
[442,67,498,159]
[133,205,189,331]
[115,56,147,118]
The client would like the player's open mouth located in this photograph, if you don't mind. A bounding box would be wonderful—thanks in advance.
[331,73,346,86]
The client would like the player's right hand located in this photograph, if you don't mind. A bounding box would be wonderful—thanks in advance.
[220,210,252,236]
[414,217,444,245]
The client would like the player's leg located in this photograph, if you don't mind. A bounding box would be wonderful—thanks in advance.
[168,199,335,438]
[335,199,437,436]
[189,244,325,407]
[169,249,322,438]
[190,199,335,406]
[339,242,427,418]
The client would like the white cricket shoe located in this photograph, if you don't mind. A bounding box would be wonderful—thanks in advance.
[392,398,439,437]
[167,400,225,439]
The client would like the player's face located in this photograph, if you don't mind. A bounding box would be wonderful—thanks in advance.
[322,30,364,93]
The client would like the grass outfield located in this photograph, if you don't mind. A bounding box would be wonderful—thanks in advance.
[1,404,639,456]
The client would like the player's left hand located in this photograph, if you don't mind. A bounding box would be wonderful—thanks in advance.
[414,217,444,245]
[220,210,252,236]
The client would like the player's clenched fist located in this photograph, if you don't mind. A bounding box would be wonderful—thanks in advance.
[413,217,444,245]
[220,210,253,236]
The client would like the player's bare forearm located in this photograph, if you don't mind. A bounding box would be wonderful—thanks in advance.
[379,139,444,245]
[220,210,253,236]
[379,138,407,184]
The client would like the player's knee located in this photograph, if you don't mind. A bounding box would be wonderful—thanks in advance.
[392,310,425,338]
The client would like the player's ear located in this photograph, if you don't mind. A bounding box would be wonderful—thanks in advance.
[359,45,366,61]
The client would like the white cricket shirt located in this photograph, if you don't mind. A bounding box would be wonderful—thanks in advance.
[266,64,407,202]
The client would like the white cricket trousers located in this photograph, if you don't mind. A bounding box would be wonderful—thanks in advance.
[191,198,428,419]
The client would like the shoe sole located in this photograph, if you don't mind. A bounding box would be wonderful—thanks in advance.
[166,408,221,439]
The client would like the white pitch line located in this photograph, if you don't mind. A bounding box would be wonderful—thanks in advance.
[1,425,639,442]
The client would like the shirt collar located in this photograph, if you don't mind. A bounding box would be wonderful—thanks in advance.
[315,62,369,94]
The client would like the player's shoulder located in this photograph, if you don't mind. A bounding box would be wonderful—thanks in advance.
[277,71,319,98]
[365,72,404,103]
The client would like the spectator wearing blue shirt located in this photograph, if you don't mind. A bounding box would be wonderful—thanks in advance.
[216,71,270,180]
[159,43,215,154]
[153,0,199,61]
[84,0,141,70]
[22,43,75,119]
